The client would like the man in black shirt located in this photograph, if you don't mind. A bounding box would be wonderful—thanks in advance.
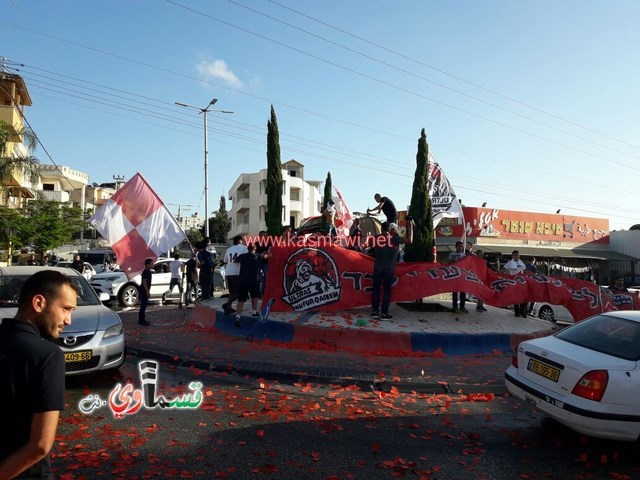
[138,258,153,326]
[255,231,270,294]
[183,252,199,307]
[233,244,270,327]
[367,193,398,224]
[71,254,85,275]
[0,270,78,479]
[370,220,413,319]
[196,242,214,301]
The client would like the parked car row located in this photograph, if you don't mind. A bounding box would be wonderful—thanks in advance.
[0,266,126,376]
[90,257,200,307]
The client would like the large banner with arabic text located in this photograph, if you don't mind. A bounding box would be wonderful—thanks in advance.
[263,246,639,321]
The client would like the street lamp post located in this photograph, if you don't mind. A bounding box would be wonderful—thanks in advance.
[175,98,233,238]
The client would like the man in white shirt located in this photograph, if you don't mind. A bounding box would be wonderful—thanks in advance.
[222,236,248,316]
[168,253,184,309]
[502,250,528,318]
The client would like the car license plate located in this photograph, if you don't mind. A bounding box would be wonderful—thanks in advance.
[527,359,560,382]
[64,350,92,363]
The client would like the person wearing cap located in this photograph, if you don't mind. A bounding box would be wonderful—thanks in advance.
[367,193,398,224]
[370,219,413,319]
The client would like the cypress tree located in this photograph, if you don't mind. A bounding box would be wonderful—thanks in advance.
[322,171,333,213]
[266,105,283,235]
[404,128,434,262]
[210,195,231,243]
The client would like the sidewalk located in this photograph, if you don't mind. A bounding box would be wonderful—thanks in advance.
[120,296,557,393]
[188,295,556,356]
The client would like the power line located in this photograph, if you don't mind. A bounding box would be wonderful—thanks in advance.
[225,0,640,163]
[264,0,640,153]
[164,1,640,172]
[13,66,640,222]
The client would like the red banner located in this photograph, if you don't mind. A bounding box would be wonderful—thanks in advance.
[263,245,639,321]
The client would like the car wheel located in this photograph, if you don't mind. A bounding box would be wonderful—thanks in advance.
[538,305,555,322]
[118,284,139,307]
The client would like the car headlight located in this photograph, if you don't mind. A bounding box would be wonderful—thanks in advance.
[103,322,123,339]
[102,276,122,282]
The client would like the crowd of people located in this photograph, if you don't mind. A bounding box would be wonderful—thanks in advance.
[175,192,637,321]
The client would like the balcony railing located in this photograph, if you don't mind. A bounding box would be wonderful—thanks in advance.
[39,190,70,203]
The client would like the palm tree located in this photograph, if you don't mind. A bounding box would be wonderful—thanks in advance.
[0,120,41,202]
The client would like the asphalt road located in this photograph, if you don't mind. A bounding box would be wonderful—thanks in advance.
[50,306,640,479]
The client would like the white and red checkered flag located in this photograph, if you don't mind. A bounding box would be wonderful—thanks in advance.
[333,187,353,237]
[89,173,186,279]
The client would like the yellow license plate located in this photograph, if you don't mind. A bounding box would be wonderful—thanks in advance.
[64,350,92,363]
[527,359,560,382]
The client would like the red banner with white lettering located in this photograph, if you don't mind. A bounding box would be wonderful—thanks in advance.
[262,245,639,321]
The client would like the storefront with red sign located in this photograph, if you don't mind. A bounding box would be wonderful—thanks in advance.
[399,206,636,286]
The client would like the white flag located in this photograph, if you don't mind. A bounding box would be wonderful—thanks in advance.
[428,153,464,228]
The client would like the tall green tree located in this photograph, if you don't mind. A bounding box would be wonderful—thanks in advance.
[0,121,41,201]
[14,198,85,253]
[210,195,231,243]
[186,228,204,247]
[0,206,22,261]
[404,128,434,262]
[322,171,332,213]
[265,105,283,235]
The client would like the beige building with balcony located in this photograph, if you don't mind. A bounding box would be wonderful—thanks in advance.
[38,164,89,208]
[228,160,322,239]
[1,71,38,208]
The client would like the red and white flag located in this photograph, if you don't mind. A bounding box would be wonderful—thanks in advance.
[89,173,186,279]
[333,187,353,237]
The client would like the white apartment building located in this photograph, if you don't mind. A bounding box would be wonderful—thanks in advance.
[228,160,322,239]
[178,212,204,232]
[38,164,89,208]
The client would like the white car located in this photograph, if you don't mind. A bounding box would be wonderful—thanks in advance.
[90,258,199,307]
[505,311,640,441]
[531,302,575,324]
[57,261,97,281]
[0,266,126,375]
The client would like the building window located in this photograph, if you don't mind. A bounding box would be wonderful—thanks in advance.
[290,188,300,201]
[289,170,297,177]
[43,183,55,191]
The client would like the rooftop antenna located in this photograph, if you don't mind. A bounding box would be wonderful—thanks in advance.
[113,174,126,191]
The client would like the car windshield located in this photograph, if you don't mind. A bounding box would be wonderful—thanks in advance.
[555,314,640,361]
[79,253,106,265]
[0,274,101,307]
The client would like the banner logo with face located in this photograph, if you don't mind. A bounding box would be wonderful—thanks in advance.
[282,248,342,310]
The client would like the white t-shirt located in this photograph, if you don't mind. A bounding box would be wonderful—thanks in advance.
[503,258,526,275]
[169,259,183,278]
[224,244,248,276]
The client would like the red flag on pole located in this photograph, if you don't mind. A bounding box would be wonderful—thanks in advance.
[89,173,186,279]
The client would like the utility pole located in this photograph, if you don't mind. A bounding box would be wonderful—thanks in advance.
[174,99,233,237]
